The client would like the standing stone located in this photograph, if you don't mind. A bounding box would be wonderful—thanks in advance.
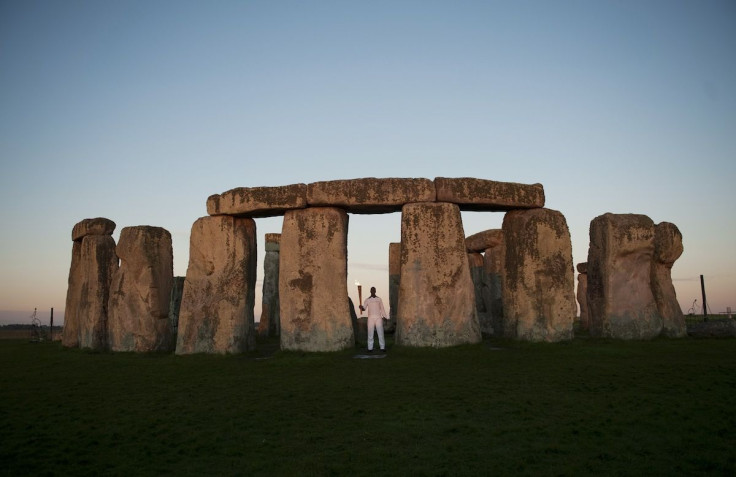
[77,235,118,350]
[64,217,117,348]
[108,226,174,352]
[652,222,686,337]
[387,242,401,333]
[279,207,353,352]
[257,233,281,337]
[576,263,590,331]
[502,208,575,342]
[169,276,185,335]
[62,241,83,347]
[482,231,505,337]
[468,252,491,335]
[176,216,257,354]
[396,202,481,347]
[587,213,662,339]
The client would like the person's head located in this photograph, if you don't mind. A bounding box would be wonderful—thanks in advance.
[370,287,376,296]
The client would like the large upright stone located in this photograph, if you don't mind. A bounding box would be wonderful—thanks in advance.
[587,213,662,339]
[307,178,435,213]
[468,252,491,335]
[169,276,185,334]
[62,241,83,347]
[434,178,545,211]
[576,263,590,331]
[64,217,117,348]
[387,242,401,332]
[652,222,686,337]
[279,207,353,352]
[108,226,174,352]
[77,235,118,350]
[396,202,481,347]
[502,208,575,342]
[176,216,257,354]
[257,233,281,337]
[481,231,505,336]
[207,183,307,218]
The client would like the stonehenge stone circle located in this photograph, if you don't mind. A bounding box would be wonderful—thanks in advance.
[652,222,686,337]
[396,202,481,347]
[176,216,257,354]
[108,226,174,352]
[279,207,354,352]
[77,234,118,350]
[576,263,589,330]
[257,233,281,337]
[502,208,575,342]
[587,213,662,339]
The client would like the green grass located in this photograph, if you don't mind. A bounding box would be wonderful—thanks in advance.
[1,337,734,476]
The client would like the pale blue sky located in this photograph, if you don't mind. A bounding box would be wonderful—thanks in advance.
[1,0,734,324]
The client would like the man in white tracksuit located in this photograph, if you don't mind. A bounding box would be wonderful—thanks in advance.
[360,286,387,352]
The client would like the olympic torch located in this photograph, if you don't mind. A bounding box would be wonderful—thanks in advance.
[355,281,362,316]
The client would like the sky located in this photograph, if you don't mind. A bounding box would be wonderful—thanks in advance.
[1,0,734,325]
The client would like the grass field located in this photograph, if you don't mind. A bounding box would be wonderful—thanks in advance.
[1,336,734,476]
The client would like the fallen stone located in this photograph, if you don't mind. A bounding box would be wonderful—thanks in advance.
[652,222,686,338]
[502,208,575,342]
[396,202,481,347]
[207,183,307,218]
[434,177,545,211]
[279,207,354,352]
[307,177,435,214]
[77,235,118,350]
[587,213,662,339]
[71,217,116,241]
[465,229,504,253]
[176,216,257,354]
[108,226,174,352]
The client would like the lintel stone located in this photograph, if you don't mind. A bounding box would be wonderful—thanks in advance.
[307,178,435,213]
[207,183,307,218]
[435,177,545,211]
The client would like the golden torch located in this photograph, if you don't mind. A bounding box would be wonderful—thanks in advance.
[355,281,362,316]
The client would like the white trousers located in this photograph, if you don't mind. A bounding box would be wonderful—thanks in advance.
[367,316,385,350]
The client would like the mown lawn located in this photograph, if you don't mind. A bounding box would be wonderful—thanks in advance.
[1,336,734,476]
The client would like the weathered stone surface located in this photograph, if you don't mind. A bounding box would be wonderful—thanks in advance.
[652,222,686,337]
[396,202,481,347]
[576,263,590,331]
[307,178,436,214]
[264,233,281,252]
[502,208,575,342]
[350,298,368,344]
[279,207,354,351]
[72,217,116,241]
[176,216,257,354]
[465,229,504,253]
[207,183,307,218]
[169,276,185,333]
[434,177,545,211]
[482,236,505,336]
[62,241,83,347]
[257,234,280,337]
[77,235,118,350]
[468,252,491,335]
[387,242,401,332]
[587,213,662,339]
[108,226,174,352]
